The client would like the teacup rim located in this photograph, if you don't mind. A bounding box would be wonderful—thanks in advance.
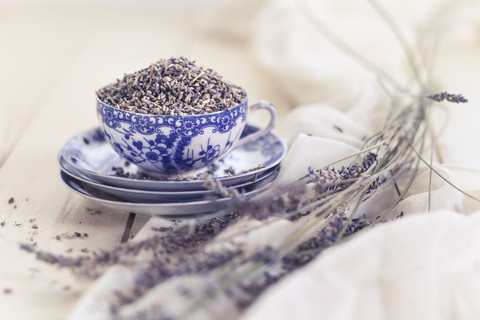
[96,95,248,118]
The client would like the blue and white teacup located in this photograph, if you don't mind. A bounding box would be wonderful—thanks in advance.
[96,97,278,175]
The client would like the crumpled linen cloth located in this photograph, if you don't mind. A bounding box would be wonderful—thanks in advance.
[240,1,480,319]
[240,209,480,320]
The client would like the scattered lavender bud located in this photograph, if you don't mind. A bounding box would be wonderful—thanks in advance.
[19,242,37,253]
[151,227,170,232]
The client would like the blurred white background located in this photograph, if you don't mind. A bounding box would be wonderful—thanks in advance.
[0,0,479,166]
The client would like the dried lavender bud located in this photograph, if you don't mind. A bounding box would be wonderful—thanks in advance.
[251,246,277,265]
[19,242,37,253]
[224,167,236,175]
[344,217,370,235]
[236,270,280,310]
[229,152,379,222]
[427,92,468,104]
[151,227,170,232]
[97,57,246,116]
[55,232,89,240]
[203,175,241,198]
[282,213,370,273]
[307,152,378,194]
[8,197,14,204]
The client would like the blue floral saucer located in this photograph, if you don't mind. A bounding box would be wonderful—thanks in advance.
[59,125,286,191]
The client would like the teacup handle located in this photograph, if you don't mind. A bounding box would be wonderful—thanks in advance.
[235,100,278,148]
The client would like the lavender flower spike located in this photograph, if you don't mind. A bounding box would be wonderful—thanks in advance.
[427,92,468,104]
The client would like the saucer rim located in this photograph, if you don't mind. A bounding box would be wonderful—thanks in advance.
[60,156,278,202]
[60,168,278,216]
[60,125,286,191]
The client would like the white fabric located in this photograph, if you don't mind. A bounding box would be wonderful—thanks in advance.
[443,165,480,214]
[277,104,372,148]
[273,133,358,186]
[251,0,396,132]
[241,210,480,320]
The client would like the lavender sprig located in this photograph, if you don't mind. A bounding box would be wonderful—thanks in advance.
[426,92,468,104]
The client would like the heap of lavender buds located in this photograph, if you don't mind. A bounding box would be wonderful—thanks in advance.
[97,57,246,116]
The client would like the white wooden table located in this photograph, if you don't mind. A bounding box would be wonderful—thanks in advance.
[0,2,478,320]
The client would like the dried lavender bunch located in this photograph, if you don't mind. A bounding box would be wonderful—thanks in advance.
[97,56,246,116]
[221,149,392,223]
[20,212,244,277]
[111,211,371,320]
[231,213,370,311]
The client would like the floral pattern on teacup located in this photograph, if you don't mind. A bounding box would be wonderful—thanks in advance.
[97,99,247,174]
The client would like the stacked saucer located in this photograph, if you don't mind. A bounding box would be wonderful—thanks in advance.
[58,125,286,216]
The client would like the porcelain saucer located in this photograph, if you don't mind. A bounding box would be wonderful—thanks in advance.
[59,155,279,203]
[59,125,286,191]
[60,168,278,216]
